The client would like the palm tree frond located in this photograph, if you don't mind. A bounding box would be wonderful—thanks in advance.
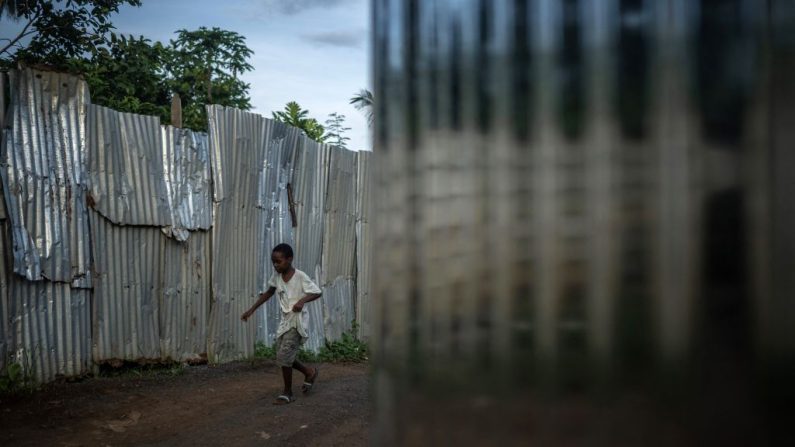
[349,89,374,128]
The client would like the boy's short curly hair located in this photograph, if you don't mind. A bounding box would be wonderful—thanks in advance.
[272,243,294,259]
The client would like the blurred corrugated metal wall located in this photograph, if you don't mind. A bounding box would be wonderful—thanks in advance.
[371,0,795,445]
[0,68,371,383]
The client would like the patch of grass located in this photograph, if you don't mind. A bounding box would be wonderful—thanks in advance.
[254,342,276,359]
[298,348,321,363]
[98,362,185,379]
[165,364,186,377]
[316,325,368,363]
[0,362,37,395]
[254,323,369,363]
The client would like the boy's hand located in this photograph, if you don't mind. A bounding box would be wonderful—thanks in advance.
[241,310,253,321]
[292,301,304,313]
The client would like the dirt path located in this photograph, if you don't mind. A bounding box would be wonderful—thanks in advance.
[0,360,370,446]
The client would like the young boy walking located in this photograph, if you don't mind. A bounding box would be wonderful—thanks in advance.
[241,243,322,404]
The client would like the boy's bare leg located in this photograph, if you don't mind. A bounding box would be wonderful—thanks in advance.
[292,359,315,380]
[281,361,314,397]
[281,366,293,395]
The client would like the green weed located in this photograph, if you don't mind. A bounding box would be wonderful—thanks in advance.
[254,343,276,359]
[98,362,185,379]
[0,362,36,394]
[254,322,368,363]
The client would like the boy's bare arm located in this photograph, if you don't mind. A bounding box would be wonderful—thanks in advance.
[291,292,322,312]
[241,287,276,321]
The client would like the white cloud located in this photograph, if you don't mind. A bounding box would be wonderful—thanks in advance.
[261,0,357,16]
[301,30,365,48]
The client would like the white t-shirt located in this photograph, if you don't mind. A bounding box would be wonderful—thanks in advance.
[268,269,322,339]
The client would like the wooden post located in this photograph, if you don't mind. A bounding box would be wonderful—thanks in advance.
[171,93,182,128]
[287,183,298,227]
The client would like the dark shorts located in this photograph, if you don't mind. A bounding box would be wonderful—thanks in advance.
[275,328,304,367]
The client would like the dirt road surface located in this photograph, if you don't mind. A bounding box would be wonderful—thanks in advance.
[0,360,370,446]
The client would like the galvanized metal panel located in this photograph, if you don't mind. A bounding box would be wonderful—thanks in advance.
[90,211,163,362]
[292,140,329,279]
[0,168,5,222]
[257,121,300,346]
[0,222,10,372]
[0,68,92,284]
[206,105,268,362]
[207,106,330,353]
[0,72,376,378]
[259,121,299,253]
[319,147,358,341]
[161,126,213,241]
[322,147,358,284]
[291,140,330,352]
[0,71,6,223]
[322,277,356,343]
[355,151,373,340]
[160,231,211,362]
[302,298,327,353]
[0,166,5,221]
[7,276,91,383]
[87,104,172,227]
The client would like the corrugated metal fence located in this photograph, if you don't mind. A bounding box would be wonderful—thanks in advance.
[0,68,371,382]
[370,0,795,444]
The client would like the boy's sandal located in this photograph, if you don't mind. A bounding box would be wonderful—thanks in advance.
[273,394,295,405]
[302,367,319,394]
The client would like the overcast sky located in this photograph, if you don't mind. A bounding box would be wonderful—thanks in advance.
[1,0,372,150]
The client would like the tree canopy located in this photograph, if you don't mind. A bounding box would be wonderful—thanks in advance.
[0,2,352,140]
[325,112,351,149]
[72,28,254,131]
[167,27,254,130]
[74,33,171,120]
[0,0,142,68]
[1,3,255,132]
[0,0,253,130]
[272,101,327,143]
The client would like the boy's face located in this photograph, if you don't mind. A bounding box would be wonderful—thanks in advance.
[271,251,292,274]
